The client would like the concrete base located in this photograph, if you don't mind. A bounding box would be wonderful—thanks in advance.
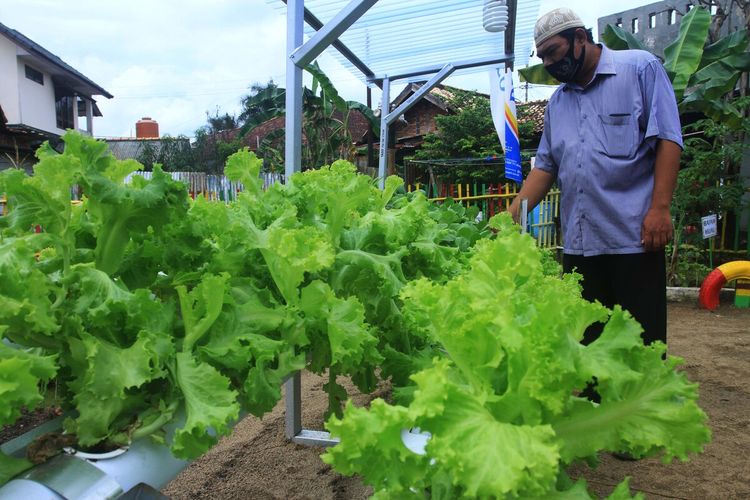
[666,286,734,303]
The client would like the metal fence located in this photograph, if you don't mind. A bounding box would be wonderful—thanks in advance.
[119,171,284,202]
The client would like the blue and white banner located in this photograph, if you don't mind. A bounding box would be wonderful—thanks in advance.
[490,68,523,183]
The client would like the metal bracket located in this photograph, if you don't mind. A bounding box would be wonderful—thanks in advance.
[290,0,378,68]
[284,372,340,448]
[520,198,528,234]
[291,429,340,447]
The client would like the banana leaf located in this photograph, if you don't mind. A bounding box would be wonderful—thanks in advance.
[700,29,749,67]
[681,96,745,129]
[601,24,647,51]
[305,62,348,114]
[683,70,741,104]
[682,52,750,122]
[518,64,560,86]
[689,53,750,87]
[663,7,711,100]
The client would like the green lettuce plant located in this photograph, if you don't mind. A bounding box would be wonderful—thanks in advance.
[323,215,711,499]
[0,132,488,484]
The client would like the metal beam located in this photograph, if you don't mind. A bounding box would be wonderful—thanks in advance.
[284,372,302,439]
[281,0,379,86]
[285,0,304,179]
[290,0,378,69]
[385,64,455,126]
[369,53,515,84]
[505,0,518,70]
[377,77,390,189]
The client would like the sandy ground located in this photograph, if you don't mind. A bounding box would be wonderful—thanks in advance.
[162,303,750,499]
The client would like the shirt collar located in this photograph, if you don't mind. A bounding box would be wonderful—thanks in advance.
[563,44,616,91]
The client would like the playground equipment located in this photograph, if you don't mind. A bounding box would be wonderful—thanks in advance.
[698,260,750,310]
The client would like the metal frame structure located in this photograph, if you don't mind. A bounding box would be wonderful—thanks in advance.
[282,0,518,447]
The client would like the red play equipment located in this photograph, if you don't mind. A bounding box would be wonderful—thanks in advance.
[698,260,750,310]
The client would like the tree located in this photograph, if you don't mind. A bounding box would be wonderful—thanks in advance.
[668,104,748,285]
[237,64,379,171]
[192,108,241,174]
[136,135,194,172]
[690,0,750,43]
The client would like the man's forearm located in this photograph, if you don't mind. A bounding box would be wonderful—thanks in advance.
[641,139,681,250]
[651,140,681,210]
[509,168,556,222]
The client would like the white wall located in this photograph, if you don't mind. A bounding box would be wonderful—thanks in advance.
[0,35,20,123]
[17,59,58,134]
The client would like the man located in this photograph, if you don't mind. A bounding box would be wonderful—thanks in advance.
[509,8,682,350]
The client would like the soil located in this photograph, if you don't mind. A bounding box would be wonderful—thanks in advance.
[0,406,61,444]
[162,302,750,499]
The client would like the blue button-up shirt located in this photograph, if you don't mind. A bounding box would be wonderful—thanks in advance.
[535,44,683,256]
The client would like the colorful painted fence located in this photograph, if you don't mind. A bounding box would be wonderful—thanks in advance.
[407,182,562,250]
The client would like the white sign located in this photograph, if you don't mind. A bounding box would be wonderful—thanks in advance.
[701,214,718,239]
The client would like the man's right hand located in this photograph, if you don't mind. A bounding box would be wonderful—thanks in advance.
[508,197,521,224]
[506,168,555,226]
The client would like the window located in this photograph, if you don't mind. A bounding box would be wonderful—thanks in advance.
[710,3,718,15]
[616,17,622,28]
[55,88,75,130]
[632,18,639,33]
[667,9,676,25]
[24,64,43,85]
[687,3,694,10]
[649,13,657,29]
[415,114,421,135]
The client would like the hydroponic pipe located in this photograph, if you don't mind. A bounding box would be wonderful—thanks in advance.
[0,416,191,498]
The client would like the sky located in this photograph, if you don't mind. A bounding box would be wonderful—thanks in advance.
[1,0,655,139]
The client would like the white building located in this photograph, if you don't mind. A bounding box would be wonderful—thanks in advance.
[0,21,112,169]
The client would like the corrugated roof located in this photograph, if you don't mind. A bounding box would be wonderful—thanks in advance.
[271,0,541,84]
[0,21,112,99]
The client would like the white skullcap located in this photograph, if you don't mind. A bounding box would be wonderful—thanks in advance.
[534,8,585,46]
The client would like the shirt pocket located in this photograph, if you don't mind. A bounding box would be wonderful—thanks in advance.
[598,113,637,158]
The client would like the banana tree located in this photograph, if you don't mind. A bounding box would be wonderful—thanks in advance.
[238,62,379,171]
[518,7,750,128]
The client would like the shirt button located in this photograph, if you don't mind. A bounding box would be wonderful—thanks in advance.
[580,138,584,143]
[578,164,582,168]
[581,214,586,219]
[578,188,583,193]
[582,113,587,119]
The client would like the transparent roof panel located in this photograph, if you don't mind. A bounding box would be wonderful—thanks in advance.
[271,0,542,84]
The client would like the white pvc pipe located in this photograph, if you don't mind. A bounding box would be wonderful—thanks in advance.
[0,414,191,498]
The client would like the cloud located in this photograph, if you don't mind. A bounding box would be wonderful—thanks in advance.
[3,0,655,136]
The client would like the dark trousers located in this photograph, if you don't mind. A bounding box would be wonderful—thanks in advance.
[563,251,667,347]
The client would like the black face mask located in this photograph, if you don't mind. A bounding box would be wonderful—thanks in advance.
[544,33,585,83]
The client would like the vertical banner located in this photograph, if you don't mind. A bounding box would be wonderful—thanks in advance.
[489,68,522,183]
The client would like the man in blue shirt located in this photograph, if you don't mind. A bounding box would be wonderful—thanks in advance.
[510,8,682,352]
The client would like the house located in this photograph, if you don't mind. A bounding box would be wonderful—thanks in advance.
[354,82,546,171]
[0,21,112,169]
